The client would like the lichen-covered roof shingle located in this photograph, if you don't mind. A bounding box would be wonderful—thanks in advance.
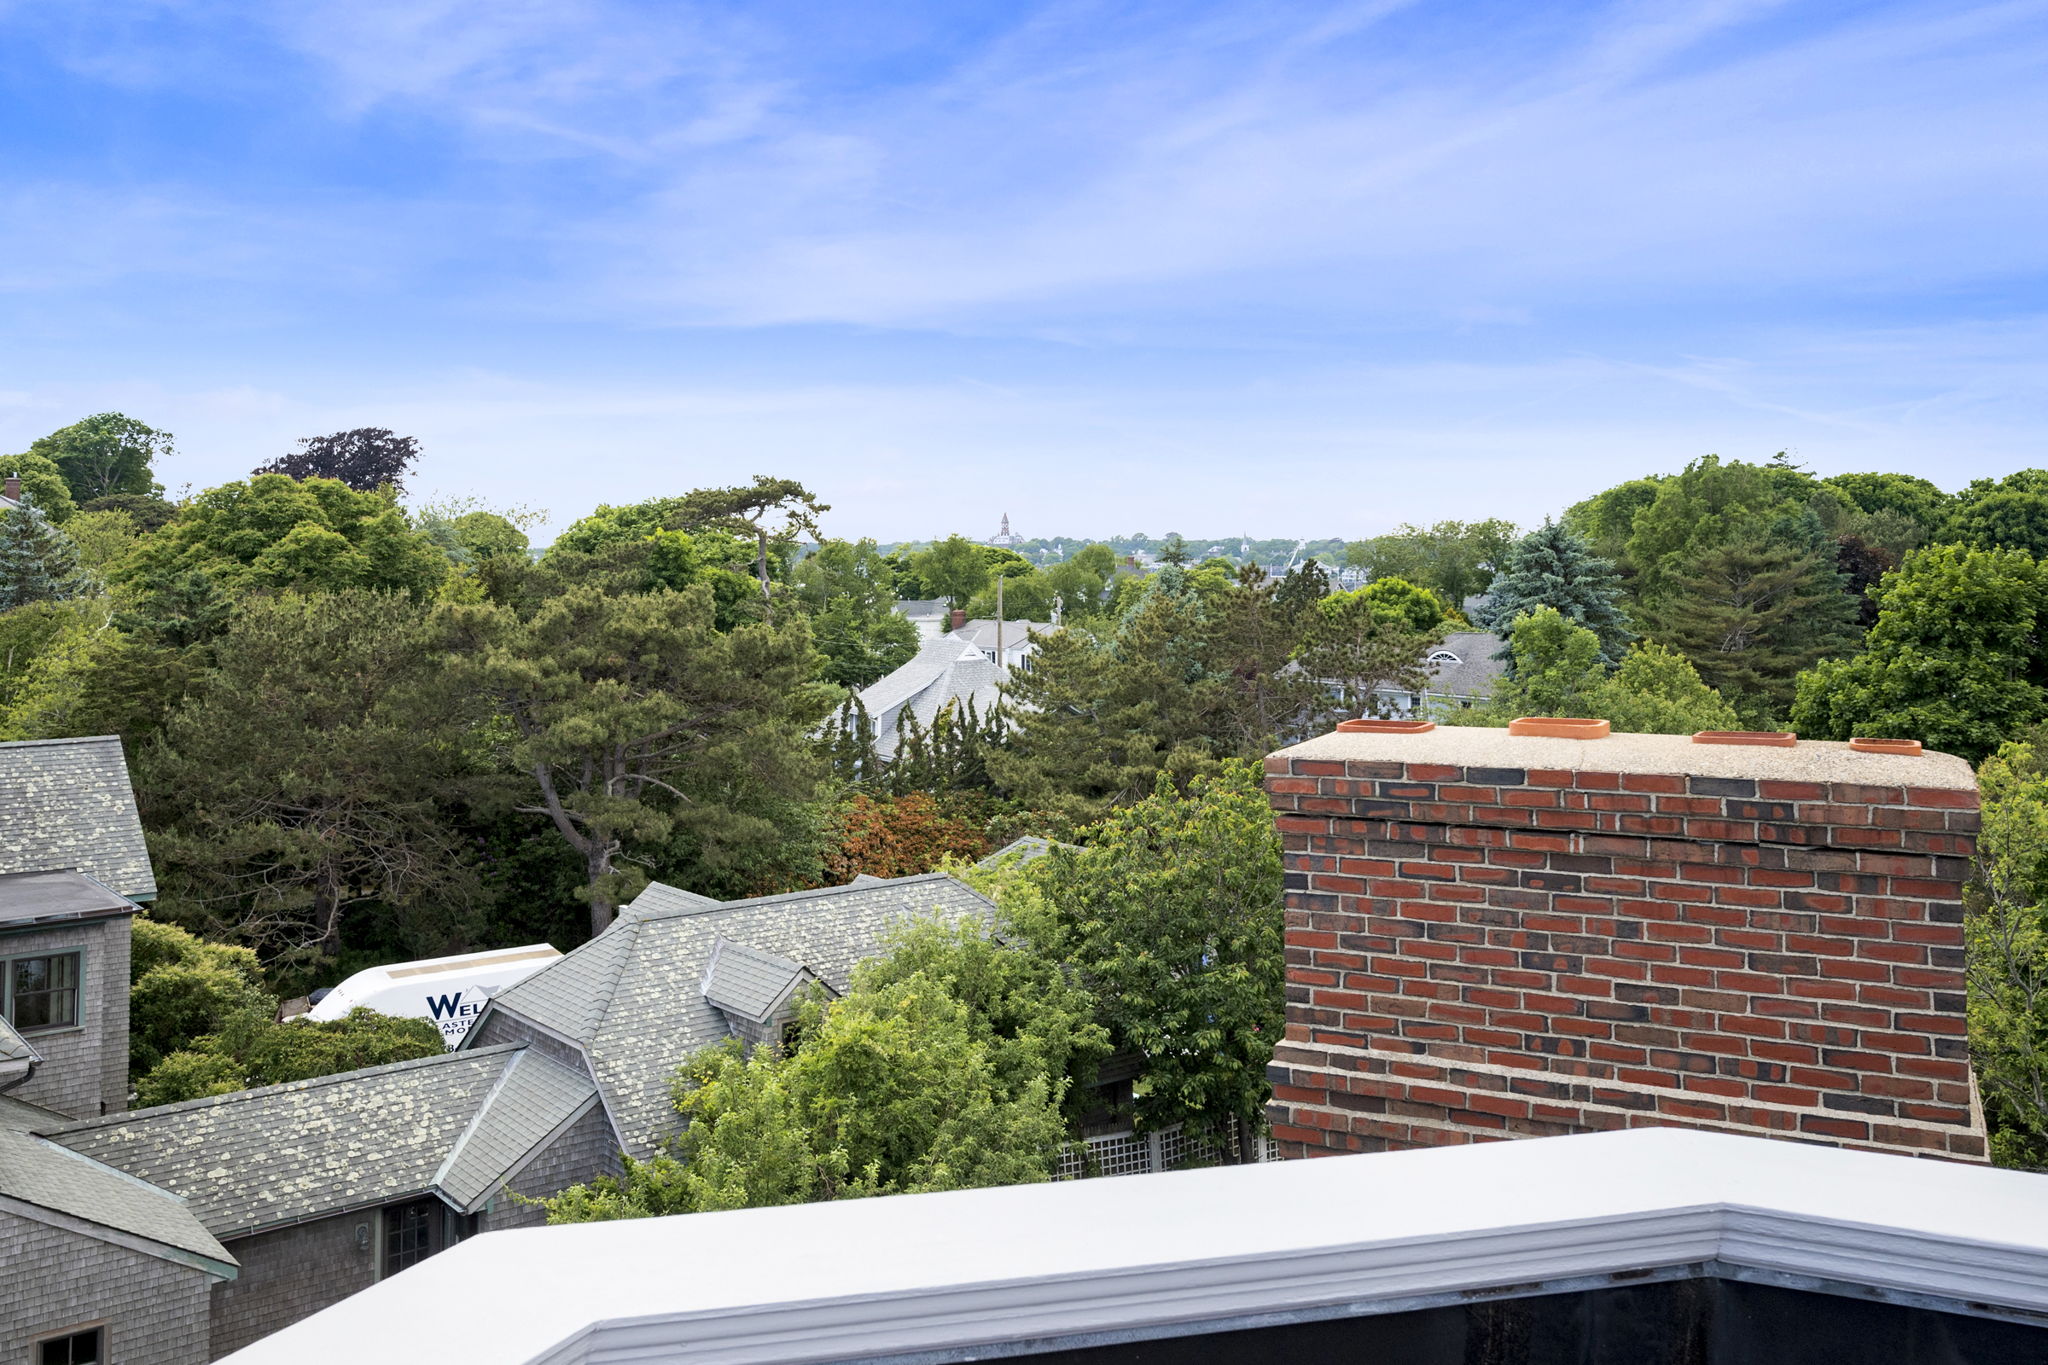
[0,1102,234,1273]
[481,873,995,1157]
[701,939,810,1025]
[0,736,156,899]
[41,1044,594,1236]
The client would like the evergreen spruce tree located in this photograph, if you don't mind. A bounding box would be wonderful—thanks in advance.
[1478,521,1631,664]
[0,497,91,610]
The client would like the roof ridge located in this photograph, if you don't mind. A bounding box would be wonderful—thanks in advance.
[432,1046,529,1193]
[628,871,969,924]
[0,734,123,750]
[39,1044,523,1132]
[579,915,641,1036]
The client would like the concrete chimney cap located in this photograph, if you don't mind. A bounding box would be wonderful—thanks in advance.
[1276,723,1973,791]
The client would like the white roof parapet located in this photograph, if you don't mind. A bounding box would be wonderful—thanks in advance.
[220,1128,2048,1365]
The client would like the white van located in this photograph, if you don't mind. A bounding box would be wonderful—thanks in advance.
[305,944,562,1048]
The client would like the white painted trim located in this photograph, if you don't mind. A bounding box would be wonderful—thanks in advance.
[217,1128,2048,1365]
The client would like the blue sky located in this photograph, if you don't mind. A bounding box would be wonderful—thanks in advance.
[1,0,2044,541]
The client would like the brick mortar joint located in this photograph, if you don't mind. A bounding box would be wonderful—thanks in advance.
[1264,1093,1980,1162]
[1274,1037,1984,1136]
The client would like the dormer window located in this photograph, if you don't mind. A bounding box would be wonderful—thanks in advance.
[1426,650,1462,666]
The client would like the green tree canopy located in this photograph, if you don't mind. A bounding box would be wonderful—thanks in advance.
[1028,764,1284,1160]
[1345,519,1517,604]
[910,534,992,610]
[1822,472,1952,538]
[792,539,919,688]
[117,474,447,607]
[1641,531,1858,721]
[1791,544,2047,762]
[141,591,487,964]
[1622,455,1819,607]
[447,581,830,936]
[1967,733,2048,1167]
[27,412,170,502]
[137,1008,443,1107]
[1474,608,1738,734]
[543,927,1080,1221]
[2,451,78,523]
[1478,521,1632,664]
[1945,478,2048,559]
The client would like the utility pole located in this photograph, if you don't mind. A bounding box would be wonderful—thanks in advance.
[996,572,1005,665]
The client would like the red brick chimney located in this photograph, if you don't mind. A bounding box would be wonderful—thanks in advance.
[1263,724,1986,1162]
[3,473,19,503]
[950,608,966,631]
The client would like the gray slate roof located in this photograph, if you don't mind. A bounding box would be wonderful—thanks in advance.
[0,1095,234,1273]
[950,619,1052,654]
[1425,631,1509,701]
[0,1016,36,1064]
[0,736,156,900]
[0,869,139,927]
[858,633,1006,761]
[701,939,811,1025]
[976,836,1061,868]
[436,1050,600,1212]
[43,1044,595,1236]
[894,599,949,620]
[623,881,722,919]
[479,873,996,1157]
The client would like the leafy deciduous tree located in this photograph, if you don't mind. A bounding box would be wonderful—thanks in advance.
[1030,764,1284,1161]
[1791,544,2047,763]
[28,412,170,502]
[256,428,422,494]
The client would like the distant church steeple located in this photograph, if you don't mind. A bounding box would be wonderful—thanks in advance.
[989,513,1022,549]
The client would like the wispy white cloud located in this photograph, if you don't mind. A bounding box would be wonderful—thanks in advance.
[0,0,2043,530]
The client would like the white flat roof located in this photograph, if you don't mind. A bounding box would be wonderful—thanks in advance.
[221,1128,2048,1365]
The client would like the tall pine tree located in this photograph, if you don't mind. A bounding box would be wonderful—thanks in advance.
[0,497,91,610]
[1478,521,1632,664]
[1644,533,1858,721]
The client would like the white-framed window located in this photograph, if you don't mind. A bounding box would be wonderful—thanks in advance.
[1426,650,1462,665]
[2,950,82,1032]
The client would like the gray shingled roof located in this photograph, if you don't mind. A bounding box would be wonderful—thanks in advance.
[950,619,1052,654]
[480,873,996,1157]
[0,1106,234,1273]
[435,1050,599,1212]
[701,939,811,1025]
[976,836,1062,868]
[0,736,156,900]
[1425,631,1509,701]
[857,633,1007,761]
[623,881,721,919]
[0,869,139,927]
[0,1016,36,1064]
[43,1044,593,1237]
